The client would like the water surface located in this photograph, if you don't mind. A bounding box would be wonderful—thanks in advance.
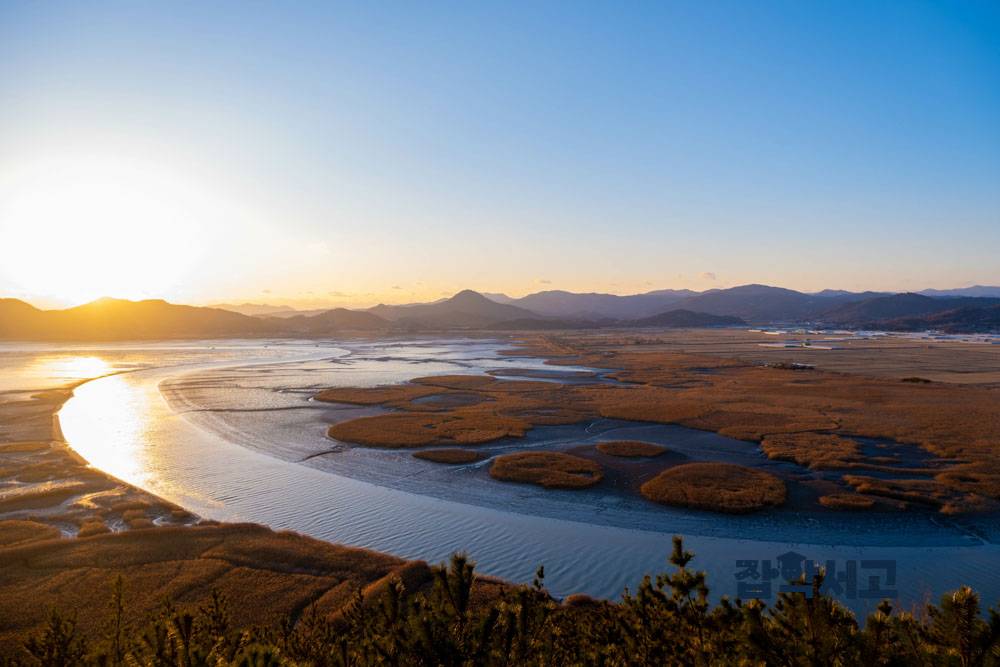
[26,338,999,612]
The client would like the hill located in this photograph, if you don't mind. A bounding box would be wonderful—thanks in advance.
[502,289,695,320]
[631,309,746,328]
[672,285,859,322]
[819,293,1000,326]
[0,298,277,341]
[278,308,389,333]
[367,290,544,329]
[0,299,49,339]
[480,292,517,305]
[6,286,1000,339]
[0,298,386,340]
[210,303,299,317]
[880,304,1000,333]
[918,285,1000,298]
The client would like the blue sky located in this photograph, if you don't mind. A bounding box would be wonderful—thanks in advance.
[1,1,998,306]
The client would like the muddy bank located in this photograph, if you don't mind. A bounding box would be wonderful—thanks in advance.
[0,373,442,654]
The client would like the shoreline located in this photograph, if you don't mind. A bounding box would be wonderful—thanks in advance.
[0,369,454,653]
[0,376,190,532]
[4,334,1000,652]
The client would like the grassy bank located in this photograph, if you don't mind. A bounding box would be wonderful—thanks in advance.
[6,537,999,665]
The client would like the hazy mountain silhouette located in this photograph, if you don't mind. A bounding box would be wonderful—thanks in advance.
[488,308,744,330]
[917,285,1000,298]
[496,289,696,320]
[631,309,745,328]
[367,290,544,329]
[881,304,1000,333]
[818,293,1000,325]
[811,289,890,299]
[0,298,276,340]
[0,298,383,340]
[668,285,856,322]
[0,299,49,339]
[210,303,298,316]
[480,292,517,305]
[277,308,388,333]
[4,285,1000,340]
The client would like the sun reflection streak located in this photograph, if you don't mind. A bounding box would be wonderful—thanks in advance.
[25,355,115,386]
[59,373,149,487]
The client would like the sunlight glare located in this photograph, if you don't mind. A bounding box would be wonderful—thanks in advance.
[0,155,227,305]
[24,354,115,386]
[58,373,149,487]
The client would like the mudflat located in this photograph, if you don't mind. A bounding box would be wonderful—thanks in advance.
[317,331,1000,515]
[0,380,433,653]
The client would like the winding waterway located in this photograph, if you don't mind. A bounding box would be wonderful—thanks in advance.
[9,338,994,613]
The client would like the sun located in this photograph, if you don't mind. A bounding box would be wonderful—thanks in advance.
[0,154,225,305]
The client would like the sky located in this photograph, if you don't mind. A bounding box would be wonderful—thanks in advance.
[1,1,999,308]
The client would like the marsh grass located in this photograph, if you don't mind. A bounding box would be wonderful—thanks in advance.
[762,433,862,469]
[9,536,1000,666]
[818,493,877,510]
[640,462,786,513]
[316,335,1000,513]
[0,521,418,654]
[489,452,603,489]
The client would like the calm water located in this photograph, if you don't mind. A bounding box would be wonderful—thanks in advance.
[3,339,996,613]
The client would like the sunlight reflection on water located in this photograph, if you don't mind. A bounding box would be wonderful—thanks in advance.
[29,355,114,382]
[49,340,1000,611]
[0,351,120,391]
[58,373,150,487]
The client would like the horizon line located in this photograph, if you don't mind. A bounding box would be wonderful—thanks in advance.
[5,282,1000,312]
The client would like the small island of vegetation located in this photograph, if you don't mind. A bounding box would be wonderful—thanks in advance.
[489,451,604,489]
[640,462,786,513]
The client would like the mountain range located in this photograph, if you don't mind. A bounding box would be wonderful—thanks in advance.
[2,284,999,340]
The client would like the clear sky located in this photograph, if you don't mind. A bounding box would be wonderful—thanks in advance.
[2,1,998,308]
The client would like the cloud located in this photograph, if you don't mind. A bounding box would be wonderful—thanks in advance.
[262,289,272,294]
[700,272,717,281]
[327,290,349,297]
[392,285,402,290]
[538,278,552,284]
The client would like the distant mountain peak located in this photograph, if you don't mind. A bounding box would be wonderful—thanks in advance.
[918,285,1000,298]
[450,289,488,301]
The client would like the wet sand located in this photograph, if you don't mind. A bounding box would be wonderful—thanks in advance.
[0,379,193,535]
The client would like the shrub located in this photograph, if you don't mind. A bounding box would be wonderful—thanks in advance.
[13,538,1000,666]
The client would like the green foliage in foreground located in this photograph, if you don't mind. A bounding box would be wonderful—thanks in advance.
[7,537,1000,666]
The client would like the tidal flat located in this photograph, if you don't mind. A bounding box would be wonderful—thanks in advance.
[0,342,444,651]
[37,334,1000,618]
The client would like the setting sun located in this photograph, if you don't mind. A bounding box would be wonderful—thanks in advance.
[0,155,224,305]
